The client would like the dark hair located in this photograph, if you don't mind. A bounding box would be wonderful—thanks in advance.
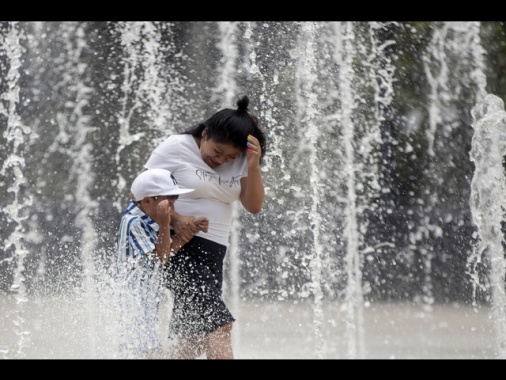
[183,95,267,164]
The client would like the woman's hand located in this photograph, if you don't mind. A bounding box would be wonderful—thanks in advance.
[193,217,209,233]
[240,134,265,214]
[246,134,262,168]
[172,214,209,242]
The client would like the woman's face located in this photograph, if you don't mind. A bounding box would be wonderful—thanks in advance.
[200,136,242,169]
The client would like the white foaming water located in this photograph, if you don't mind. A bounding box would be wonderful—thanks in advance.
[295,21,326,359]
[1,22,33,359]
[412,21,489,309]
[469,93,506,358]
[114,21,175,211]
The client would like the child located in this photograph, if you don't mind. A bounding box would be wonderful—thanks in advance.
[115,168,208,358]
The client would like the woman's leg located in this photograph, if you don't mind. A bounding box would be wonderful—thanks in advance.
[204,322,234,359]
[168,336,205,359]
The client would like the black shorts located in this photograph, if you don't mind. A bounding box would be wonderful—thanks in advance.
[164,236,235,339]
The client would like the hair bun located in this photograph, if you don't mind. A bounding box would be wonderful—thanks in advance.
[237,95,249,112]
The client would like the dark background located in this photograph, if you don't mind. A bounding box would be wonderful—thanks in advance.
[1,21,505,306]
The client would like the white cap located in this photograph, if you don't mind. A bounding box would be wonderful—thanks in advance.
[131,168,194,201]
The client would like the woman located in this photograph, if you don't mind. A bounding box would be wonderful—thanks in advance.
[143,95,267,359]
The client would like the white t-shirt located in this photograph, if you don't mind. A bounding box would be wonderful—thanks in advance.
[144,134,248,247]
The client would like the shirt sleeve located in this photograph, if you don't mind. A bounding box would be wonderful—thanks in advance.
[144,135,179,171]
[128,219,156,258]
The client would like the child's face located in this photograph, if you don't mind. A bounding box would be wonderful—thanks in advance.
[142,195,177,223]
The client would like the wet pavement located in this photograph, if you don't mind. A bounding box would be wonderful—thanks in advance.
[1,293,499,359]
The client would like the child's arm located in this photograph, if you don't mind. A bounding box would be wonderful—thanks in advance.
[155,200,186,264]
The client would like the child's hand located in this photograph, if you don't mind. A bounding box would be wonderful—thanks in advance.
[157,200,172,227]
